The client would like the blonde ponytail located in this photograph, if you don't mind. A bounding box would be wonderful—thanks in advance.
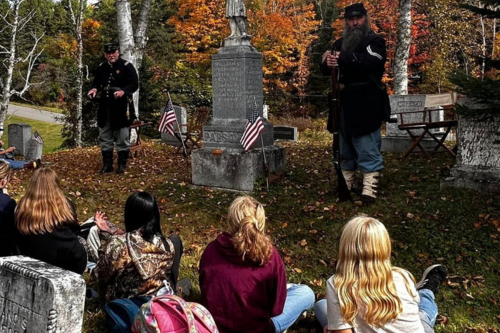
[227,196,273,265]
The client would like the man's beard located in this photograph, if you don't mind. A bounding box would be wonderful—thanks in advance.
[342,20,370,52]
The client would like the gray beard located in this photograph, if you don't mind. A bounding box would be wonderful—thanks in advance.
[342,23,370,52]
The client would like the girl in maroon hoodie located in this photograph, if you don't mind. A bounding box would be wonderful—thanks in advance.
[199,196,314,333]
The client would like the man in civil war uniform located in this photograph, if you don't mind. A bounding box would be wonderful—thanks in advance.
[88,42,138,174]
[322,3,387,203]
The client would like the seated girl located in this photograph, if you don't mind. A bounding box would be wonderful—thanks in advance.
[314,216,447,333]
[0,140,40,169]
[199,196,315,333]
[15,168,88,274]
[95,192,183,301]
[0,161,17,256]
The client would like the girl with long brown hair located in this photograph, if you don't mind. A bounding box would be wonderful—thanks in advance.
[199,196,314,333]
[314,216,447,333]
[15,167,87,274]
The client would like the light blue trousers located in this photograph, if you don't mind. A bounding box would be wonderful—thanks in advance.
[314,289,437,333]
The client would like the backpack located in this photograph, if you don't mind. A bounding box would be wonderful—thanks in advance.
[132,294,219,333]
[105,297,151,333]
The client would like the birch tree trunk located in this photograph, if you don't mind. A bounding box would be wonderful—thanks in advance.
[393,0,412,95]
[68,0,85,147]
[0,0,23,139]
[115,0,153,118]
[116,0,139,116]
[0,0,42,139]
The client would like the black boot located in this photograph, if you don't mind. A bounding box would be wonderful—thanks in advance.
[116,150,129,174]
[100,150,114,174]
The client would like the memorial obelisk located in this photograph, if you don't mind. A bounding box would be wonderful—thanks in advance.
[191,0,285,191]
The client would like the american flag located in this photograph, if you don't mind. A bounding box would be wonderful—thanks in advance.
[158,98,176,136]
[33,130,43,144]
[240,100,264,152]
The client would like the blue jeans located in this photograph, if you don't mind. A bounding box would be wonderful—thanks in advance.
[314,289,437,332]
[418,289,438,333]
[339,126,383,173]
[4,159,28,169]
[271,284,315,333]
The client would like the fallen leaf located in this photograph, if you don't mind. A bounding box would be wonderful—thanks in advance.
[299,239,307,247]
[294,268,302,274]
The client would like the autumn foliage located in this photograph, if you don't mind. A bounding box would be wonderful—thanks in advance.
[169,0,320,97]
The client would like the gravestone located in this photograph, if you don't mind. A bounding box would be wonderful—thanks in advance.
[191,9,285,191]
[0,256,86,333]
[7,124,31,157]
[25,139,43,160]
[161,105,187,146]
[274,126,298,141]
[381,94,446,153]
[441,97,500,193]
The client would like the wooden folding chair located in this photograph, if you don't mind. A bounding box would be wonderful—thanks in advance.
[397,105,457,160]
[176,107,211,155]
[129,121,153,158]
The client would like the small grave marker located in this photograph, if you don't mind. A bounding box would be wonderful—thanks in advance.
[274,126,298,141]
[0,256,86,333]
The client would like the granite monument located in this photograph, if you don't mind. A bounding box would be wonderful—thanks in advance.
[191,0,285,191]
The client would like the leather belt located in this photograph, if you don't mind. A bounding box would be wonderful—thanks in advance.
[103,86,122,91]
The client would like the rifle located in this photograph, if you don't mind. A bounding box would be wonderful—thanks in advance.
[331,62,352,202]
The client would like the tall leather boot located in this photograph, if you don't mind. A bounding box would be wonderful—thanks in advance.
[100,150,114,174]
[361,171,380,205]
[116,150,129,174]
[341,170,356,191]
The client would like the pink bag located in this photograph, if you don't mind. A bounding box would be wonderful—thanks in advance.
[132,294,219,333]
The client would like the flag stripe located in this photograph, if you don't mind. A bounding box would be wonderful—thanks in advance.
[158,99,177,137]
[240,99,264,151]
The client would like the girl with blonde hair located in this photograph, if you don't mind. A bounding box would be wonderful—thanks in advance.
[15,167,88,274]
[0,160,17,255]
[314,216,447,333]
[199,196,314,333]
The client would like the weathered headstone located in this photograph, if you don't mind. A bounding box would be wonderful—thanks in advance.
[25,139,43,160]
[274,126,298,141]
[441,97,500,193]
[7,124,31,157]
[161,105,187,146]
[381,94,446,153]
[0,256,86,333]
[191,4,285,192]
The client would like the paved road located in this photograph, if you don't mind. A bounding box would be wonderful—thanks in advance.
[7,104,62,124]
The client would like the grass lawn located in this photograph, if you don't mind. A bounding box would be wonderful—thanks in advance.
[4,115,63,154]
[7,132,500,333]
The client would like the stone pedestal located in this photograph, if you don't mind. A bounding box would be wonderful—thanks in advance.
[192,145,285,191]
[8,123,31,156]
[203,45,273,150]
[191,44,285,191]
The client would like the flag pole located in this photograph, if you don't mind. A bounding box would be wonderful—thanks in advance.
[260,135,269,192]
[168,91,188,157]
[255,97,269,191]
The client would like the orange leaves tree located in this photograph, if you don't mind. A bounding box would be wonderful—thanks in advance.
[169,0,320,116]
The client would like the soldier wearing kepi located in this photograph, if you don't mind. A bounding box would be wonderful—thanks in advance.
[322,3,387,204]
[87,42,138,174]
